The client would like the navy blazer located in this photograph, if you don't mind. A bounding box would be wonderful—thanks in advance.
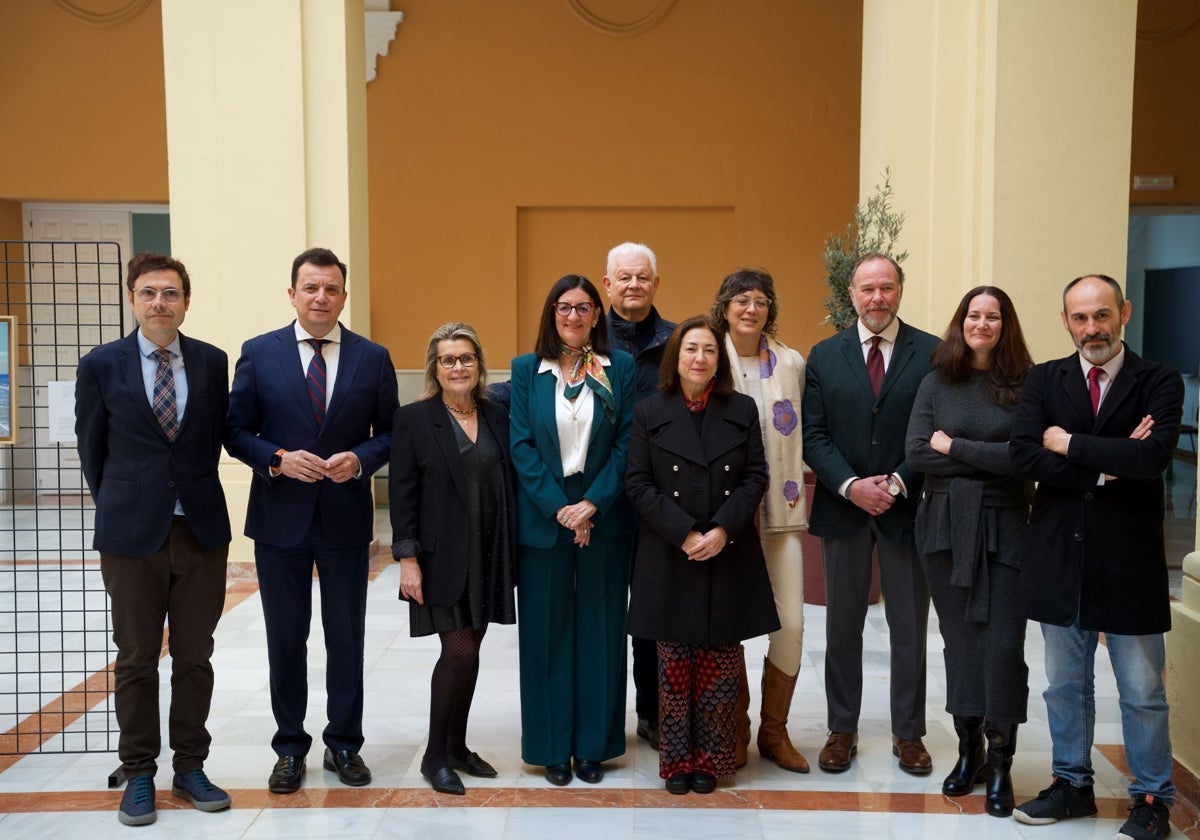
[1011,346,1182,634]
[509,350,637,548]
[225,322,399,548]
[388,398,516,607]
[75,330,232,556]
[802,319,938,544]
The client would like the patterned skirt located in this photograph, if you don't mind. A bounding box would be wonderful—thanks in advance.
[657,641,741,779]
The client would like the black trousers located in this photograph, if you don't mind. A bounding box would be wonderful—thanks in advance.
[101,517,228,777]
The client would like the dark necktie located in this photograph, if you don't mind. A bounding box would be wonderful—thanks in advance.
[151,348,179,441]
[306,339,328,426]
[867,335,884,397]
[1088,366,1102,416]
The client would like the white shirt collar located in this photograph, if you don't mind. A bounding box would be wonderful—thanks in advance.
[294,321,342,344]
[856,317,900,346]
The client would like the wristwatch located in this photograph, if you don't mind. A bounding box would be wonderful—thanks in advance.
[886,475,901,496]
[270,448,286,470]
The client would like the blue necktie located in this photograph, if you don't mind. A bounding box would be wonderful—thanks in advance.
[151,348,179,441]
[306,339,328,426]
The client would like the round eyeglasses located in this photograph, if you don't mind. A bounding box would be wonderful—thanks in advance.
[553,302,596,317]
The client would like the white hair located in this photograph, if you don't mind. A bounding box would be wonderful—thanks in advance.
[606,241,658,277]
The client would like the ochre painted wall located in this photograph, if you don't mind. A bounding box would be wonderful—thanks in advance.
[0,1,168,203]
[365,0,863,367]
[1130,0,1200,206]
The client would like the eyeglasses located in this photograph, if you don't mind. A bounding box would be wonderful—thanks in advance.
[553,302,596,317]
[134,287,184,303]
[732,295,771,311]
[437,353,478,369]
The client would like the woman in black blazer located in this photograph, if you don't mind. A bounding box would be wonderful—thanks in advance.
[625,316,779,795]
[389,322,517,795]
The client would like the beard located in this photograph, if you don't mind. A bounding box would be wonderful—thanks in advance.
[1075,330,1121,364]
[857,306,897,333]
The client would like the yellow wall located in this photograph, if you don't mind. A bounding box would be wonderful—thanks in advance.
[1130,0,1200,206]
[365,0,863,366]
[0,1,168,203]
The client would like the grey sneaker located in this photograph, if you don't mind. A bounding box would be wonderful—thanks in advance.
[171,769,231,812]
[118,774,156,826]
[1012,776,1098,825]
[1117,794,1172,840]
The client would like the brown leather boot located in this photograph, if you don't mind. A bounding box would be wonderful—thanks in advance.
[735,647,750,768]
[756,657,810,773]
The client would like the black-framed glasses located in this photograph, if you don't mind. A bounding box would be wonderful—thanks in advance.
[437,353,478,369]
[553,302,596,317]
[134,287,184,303]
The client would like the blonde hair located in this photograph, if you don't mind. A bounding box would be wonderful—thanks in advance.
[421,322,488,402]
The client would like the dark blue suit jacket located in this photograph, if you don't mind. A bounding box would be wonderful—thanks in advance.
[225,322,399,548]
[802,319,938,544]
[509,350,637,549]
[75,330,232,556]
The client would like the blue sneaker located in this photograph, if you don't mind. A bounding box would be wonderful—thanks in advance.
[118,774,156,826]
[171,769,231,812]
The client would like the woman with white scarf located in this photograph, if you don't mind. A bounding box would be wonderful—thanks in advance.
[709,269,810,773]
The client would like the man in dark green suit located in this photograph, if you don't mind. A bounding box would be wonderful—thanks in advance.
[801,253,938,775]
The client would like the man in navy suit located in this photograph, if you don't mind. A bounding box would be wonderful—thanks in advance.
[801,252,938,775]
[76,252,232,826]
[226,247,399,793]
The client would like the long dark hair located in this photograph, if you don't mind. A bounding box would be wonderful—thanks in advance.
[658,316,734,396]
[533,274,611,359]
[929,286,1032,407]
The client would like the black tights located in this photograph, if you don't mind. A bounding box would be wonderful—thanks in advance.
[424,626,486,769]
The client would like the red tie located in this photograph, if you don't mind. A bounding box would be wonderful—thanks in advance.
[1087,366,1102,416]
[867,335,884,397]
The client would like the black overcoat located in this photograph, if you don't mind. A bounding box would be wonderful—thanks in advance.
[625,390,779,644]
[1010,347,1183,634]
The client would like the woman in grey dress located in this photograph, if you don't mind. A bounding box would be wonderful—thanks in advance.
[904,287,1033,817]
[390,322,517,795]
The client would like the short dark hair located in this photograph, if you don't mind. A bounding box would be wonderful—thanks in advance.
[929,285,1033,407]
[291,247,347,288]
[126,251,190,296]
[533,274,610,359]
[658,315,734,396]
[1062,273,1124,311]
[850,252,905,287]
[708,268,779,338]
[421,321,488,403]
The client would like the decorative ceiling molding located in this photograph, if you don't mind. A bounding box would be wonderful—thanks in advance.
[365,4,405,83]
[1137,0,1200,43]
[51,0,152,28]
[565,0,676,38]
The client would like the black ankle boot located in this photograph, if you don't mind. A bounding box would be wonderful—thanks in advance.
[942,716,985,796]
[983,721,1018,817]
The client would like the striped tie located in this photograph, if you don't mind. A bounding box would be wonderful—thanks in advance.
[306,339,328,426]
[151,348,179,441]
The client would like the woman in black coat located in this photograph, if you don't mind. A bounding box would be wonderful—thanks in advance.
[625,316,779,795]
[389,322,517,795]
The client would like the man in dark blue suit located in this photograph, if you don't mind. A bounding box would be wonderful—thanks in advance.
[76,252,232,826]
[226,247,399,793]
[802,252,938,776]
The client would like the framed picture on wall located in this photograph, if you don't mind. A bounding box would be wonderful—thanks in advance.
[0,316,15,445]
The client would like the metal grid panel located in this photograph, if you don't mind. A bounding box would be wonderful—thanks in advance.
[0,240,125,755]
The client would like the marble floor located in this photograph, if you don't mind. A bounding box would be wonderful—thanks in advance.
[0,460,1196,839]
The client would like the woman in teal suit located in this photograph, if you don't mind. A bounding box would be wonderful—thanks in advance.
[510,274,636,786]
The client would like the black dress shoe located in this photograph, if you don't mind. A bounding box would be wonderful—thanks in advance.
[420,761,466,795]
[268,755,305,794]
[690,771,717,794]
[574,759,603,784]
[636,718,660,750]
[544,762,572,786]
[665,773,690,795]
[323,748,372,787]
[449,751,498,778]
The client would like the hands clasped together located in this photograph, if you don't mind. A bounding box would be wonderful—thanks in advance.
[276,449,361,483]
[557,499,598,546]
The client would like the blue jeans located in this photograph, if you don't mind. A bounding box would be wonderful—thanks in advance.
[1041,622,1174,804]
